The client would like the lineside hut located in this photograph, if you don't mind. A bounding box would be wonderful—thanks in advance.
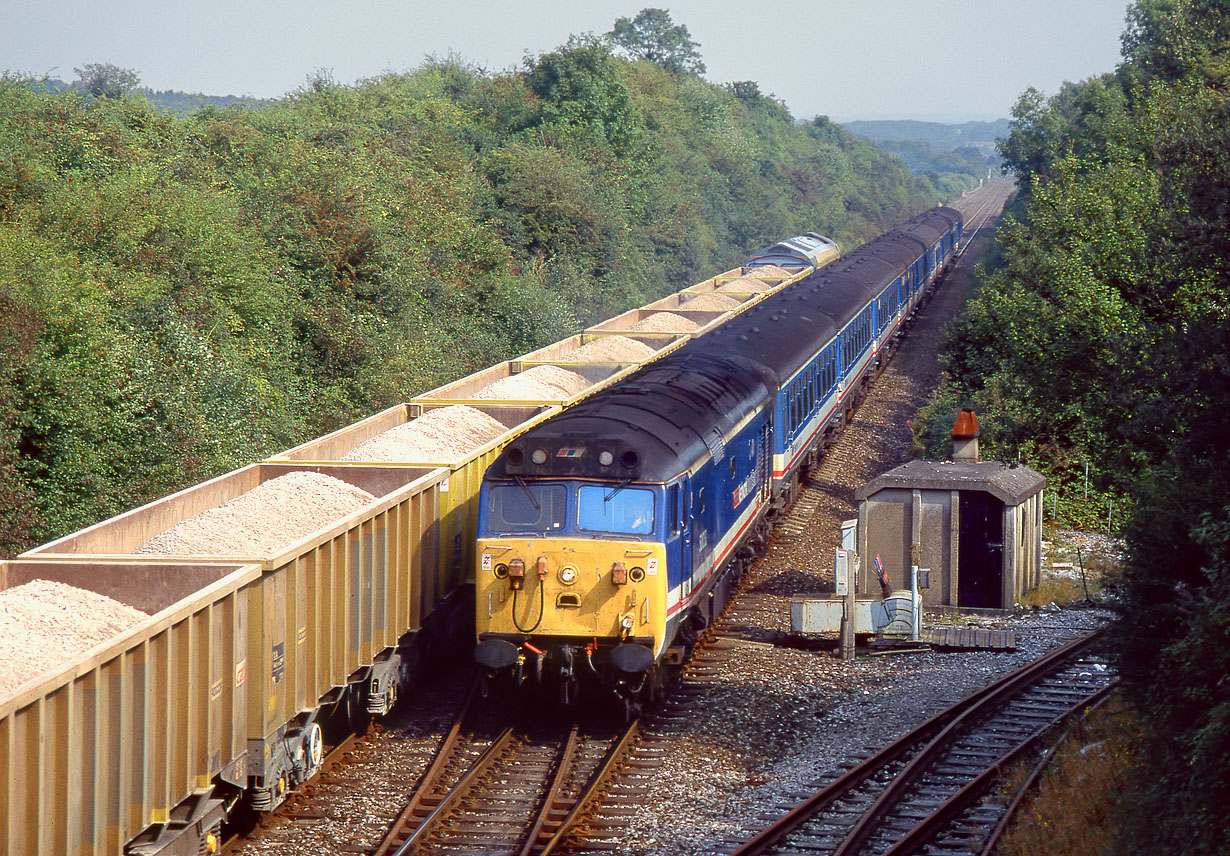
[853,411,1045,610]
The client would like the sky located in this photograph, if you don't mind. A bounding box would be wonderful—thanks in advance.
[0,0,1133,123]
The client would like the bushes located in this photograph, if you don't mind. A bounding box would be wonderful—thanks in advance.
[923,2,1230,851]
[0,37,938,550]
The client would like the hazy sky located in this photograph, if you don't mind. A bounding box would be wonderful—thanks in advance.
[1,0,1132,122]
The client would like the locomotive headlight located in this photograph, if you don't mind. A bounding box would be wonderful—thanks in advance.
[598,450,614,466]
[629,566,646,583]
[531,448,548,465]
[493,563,509,579]
[558,566,578,585]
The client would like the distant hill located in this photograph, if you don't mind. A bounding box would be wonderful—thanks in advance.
[26,77,270,114]
[836,119,1007,182]
[140,89,272,114]
[840,119,1012,154]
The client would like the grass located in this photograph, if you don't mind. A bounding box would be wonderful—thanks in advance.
[1018,573,1099,608]
[994,693,1141,856]
[1018,529,1118,608]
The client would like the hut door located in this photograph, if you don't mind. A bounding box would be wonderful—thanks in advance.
[958,491,1004,608]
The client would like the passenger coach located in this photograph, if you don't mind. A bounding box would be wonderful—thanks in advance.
[473,208,962,714]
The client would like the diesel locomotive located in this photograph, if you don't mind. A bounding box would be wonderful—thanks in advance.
[473,208,962,713]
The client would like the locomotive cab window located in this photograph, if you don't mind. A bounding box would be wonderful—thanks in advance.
[489,483,567,532]
[578,485,655,536]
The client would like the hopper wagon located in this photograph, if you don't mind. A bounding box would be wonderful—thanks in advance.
[0,231,841,855]
[5,462,446,855]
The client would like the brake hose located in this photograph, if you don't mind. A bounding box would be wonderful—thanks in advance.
[511,578,545,633]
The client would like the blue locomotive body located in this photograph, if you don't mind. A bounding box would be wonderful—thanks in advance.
[474,209,962,710]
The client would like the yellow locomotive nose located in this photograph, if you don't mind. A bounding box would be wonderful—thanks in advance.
[476,537,666,652]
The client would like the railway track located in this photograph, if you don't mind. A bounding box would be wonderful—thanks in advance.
[950,178,1014,242]
[368,686,644,856]
[232,178,1032,856]
[727,629,1115,856]
[548,178,1044,856]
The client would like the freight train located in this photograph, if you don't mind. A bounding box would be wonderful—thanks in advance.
[472,208,963,715]
[0,235,835,855]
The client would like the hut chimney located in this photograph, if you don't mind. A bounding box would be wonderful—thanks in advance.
[951,409,980,462]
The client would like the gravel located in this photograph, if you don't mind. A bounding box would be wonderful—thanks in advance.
[745,264,795,278]
[629,313,700,333]
[716,277,774,294]
[473,365,591,400]
[134,471,376,556]
[0,579,148,696]
[680,294,743,312]
[341,405,508,462]
[626,600,1111,855]
[564,336,659,362]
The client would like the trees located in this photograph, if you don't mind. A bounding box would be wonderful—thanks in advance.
[72,63,141,98]
[0,35,937,553]
[608,8,706,75]
[927,2,1230,851]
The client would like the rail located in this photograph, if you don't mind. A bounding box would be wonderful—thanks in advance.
[731,628,1112,856]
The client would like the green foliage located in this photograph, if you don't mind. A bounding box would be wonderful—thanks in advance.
[997,76,1131,191]
[0,32,938,552]
[1122,0,1230,86]
[526,38,641,155]
[608,8,706,75]
[925,2,1230,852]
[73,63,141,99]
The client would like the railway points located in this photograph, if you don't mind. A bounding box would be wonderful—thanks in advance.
[4,177,1090,856]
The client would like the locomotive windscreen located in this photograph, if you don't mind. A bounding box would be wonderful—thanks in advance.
[488,483,567,532]
[577,486,655,535]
